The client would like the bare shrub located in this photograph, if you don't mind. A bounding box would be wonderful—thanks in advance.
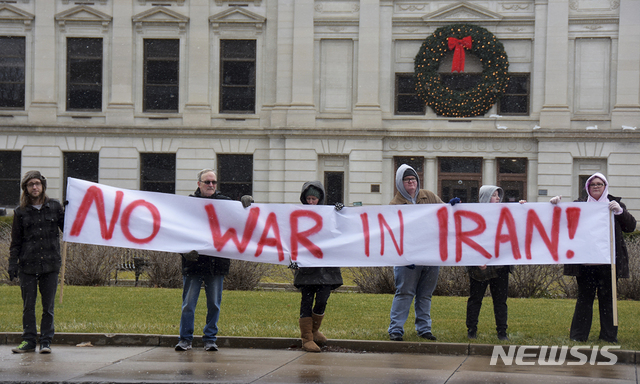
[618,235,640,300]
[0,220,18,285]
[266,264,295,285]
[64,243,119,286]
[433,266,469,296]
[352,267,395,294]
[142,250,182,288]
[225,260,272,291]
[508,264,567,298]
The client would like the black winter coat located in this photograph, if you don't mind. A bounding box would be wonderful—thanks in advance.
[293,181,343,289]
[181,189,232,276]
[9,198,65,275]
[564,194,636,278]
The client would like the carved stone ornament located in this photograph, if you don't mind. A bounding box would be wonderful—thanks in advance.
[55,5,112,33]
[132,6,189,34]
[0,4,35,30]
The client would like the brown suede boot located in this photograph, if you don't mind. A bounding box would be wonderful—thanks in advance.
[311,313,328,345]
[299,317,321,352]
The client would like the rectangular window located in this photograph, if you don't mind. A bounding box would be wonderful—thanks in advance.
[438,157,482,203]
[67,38,102,111]
[217,154,253,200]
[324,171,344,206]
[220,40,256,113]
[499,73,530,115]
[63,152,99,200]
[497,158,527,202]
[0,37,25,109]
[395,73,426,115]
[144,39,179,112]
[141,153,175,193]
[0,151,21,207]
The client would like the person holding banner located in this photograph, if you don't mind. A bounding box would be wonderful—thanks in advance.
[551,172,636,343]
[466,185,513,341]
[9,171,65,354]
[388,164,446,342]
[293,181,343,352]
[175,169,233,352]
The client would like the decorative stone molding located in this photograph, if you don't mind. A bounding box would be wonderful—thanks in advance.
[422,2,503,22]
[214,0,261,5]
[209,7,265,34]
[502,3,530,11]
[398,4,426,12]
[570,0,619,11]
[0,4,35,30]
[62,0,107,4]
[138,0,185,5]
[55,6,112,33]
[132,6,189,34]
[315,2,359,14]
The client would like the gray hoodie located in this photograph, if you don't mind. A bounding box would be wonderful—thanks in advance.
[395,164,420,204]
[478,185,503,204]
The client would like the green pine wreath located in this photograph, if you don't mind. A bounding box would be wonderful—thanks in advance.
[414,24,509,117]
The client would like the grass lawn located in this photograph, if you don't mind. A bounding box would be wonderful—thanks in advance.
[1,286,639,351]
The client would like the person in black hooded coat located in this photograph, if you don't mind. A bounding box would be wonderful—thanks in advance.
[294,181,343,352]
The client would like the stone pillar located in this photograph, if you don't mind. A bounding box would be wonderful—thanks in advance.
[425,157,437,192]
[28,2,57,123]
[107,0,134,125]
[183,0,211,126]
[353,0,382,128]
[539,0,570,129]
[611,0,640,128]
[531,0,548,117]
[287,0,315,127]
[270,0,294,127]
[483,158,496,186]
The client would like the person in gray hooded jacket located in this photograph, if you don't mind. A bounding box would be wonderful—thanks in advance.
[465,185,512,341]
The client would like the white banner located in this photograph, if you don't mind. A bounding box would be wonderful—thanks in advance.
[63,178,613,267]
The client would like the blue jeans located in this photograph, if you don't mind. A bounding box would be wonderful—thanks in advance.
[388,265,440,337]
[179,274,224,343]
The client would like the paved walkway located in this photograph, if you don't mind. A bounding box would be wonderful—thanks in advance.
[0,333,638,383]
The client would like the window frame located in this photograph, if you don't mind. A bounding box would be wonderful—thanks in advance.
[498,73,530,116]
[143,39,180,113]
[63,151,100,201]
[496,157,528,202]
[140,152,176,194]
[394,73,426,115]
[0,36,26,110]
[219,39,256,114]
[66,37,103,112]
[217,154,253,200]
[0,150,21,207]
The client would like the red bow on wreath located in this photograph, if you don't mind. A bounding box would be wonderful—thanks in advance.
[447,36,472,73]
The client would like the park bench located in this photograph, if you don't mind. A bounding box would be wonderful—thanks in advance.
[114,252,148,287]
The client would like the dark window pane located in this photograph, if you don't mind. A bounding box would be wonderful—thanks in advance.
[440,73,482,91]
[218,154,253,200]
[500,180,525,202]
[500,96,528,114]
[67,38,102,111]
[220,40,256,113]
[144,39,179,112]
[64,152,99,200]
[498,158,527,174]
[0,151,21,206]
[440,158,482,173]
[395,73,425,115]
[324,172,344,206]
[499,73,530,115]
[141,153,175,194]
[0,37,25,109]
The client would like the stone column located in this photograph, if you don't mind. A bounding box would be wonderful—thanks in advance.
[539,0,570,129]
[531,0,548,117]
[287,0,315,127]
[107,0,134,125]
[270,0,294,127]
[611,0,640,128]
[28,2,57,123]
[483,158,496,186]
[184,0,211,126]
[425,157,437,192]
[353,0,382,128]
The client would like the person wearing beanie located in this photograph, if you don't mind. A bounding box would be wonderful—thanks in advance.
[388,164,445,342]
[294,181,343,352]
[466,185,512,341]
[9,171,64,354]
[551,173,636,343]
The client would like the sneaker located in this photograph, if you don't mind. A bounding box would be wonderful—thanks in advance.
[40,342,51,354]
[204,341,218,351]
[174,340,192,351]
[419,332,437,341]
[497,333,509,341]
[389,334,403,341]
[467,330,477,340]
[12,341,36,354]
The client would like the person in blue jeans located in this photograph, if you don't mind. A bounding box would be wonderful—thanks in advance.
[388,164,450,341]
[175,169,232,352]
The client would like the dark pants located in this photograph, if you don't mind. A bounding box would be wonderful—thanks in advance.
[466,267,509,334]
[570,265,617,342]
[20,271,58,345]
[299,285,332,318]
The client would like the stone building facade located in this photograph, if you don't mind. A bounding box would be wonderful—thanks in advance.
[0,0,638,221]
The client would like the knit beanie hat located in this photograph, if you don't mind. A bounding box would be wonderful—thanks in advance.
[305,186,322,199]
[403,168,418,180]
[21,170,47,192]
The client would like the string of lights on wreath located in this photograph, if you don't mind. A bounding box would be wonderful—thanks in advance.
[414,24,510,118]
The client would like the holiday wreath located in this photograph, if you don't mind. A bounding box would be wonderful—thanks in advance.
[414,24,509,117]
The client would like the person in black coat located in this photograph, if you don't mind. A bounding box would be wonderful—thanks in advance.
[551,172,636,343]
[294,181,343,352]
[9,171,64,354]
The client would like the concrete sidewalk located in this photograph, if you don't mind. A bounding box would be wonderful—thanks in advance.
[1,333,638,383]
